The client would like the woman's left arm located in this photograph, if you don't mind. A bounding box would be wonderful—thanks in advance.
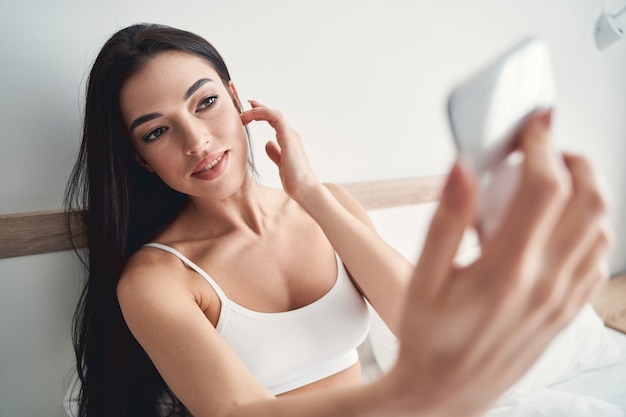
[303,182,414,335]
[241,101,412,335]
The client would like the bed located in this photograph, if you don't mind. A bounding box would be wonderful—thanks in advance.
[1,175,624,417]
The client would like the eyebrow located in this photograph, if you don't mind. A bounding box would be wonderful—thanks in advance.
[129,78,214,132]
[130,112,162,132]
[184,78,212,100]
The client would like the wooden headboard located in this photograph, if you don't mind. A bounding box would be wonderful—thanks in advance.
[0,175,446,260]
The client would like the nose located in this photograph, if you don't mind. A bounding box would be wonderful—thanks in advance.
[180,115,210,154]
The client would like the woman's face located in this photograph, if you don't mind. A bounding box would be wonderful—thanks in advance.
[120,51,250,201]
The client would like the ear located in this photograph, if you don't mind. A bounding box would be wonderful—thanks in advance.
[229,81,243,113]
[134,152,154,172]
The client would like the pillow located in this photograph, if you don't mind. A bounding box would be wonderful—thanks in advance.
[512,303,622,390]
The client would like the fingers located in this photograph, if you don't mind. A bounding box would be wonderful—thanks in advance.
[240,100,289,131]
[523,151,612,332]
[239,100,286,168]
[484,110,567,268]
[238,100,319,200]
[540,153,610,287]
[478,151,613,384]
[410,160,478,302]
[484,228,611,393]
[560,216,612,315]
[239,100,269,125]
[239,100,291,166]
[265,141,281,166]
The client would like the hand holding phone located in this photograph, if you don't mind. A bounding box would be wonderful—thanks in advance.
[447,37,557,240]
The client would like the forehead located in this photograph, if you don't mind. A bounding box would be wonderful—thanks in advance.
[119,51,223,117]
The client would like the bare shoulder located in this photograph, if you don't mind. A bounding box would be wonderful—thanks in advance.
[117,246,195,317]
[323,182,375,228]
[116,246,273,414]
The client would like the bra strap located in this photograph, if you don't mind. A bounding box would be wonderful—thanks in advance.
[143,242,229,303]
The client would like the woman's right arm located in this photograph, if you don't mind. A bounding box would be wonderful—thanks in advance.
[118,111,611,417]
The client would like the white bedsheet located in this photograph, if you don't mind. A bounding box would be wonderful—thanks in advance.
[486,329,626,417]
[486,385,625,417]
[364,304,626,417]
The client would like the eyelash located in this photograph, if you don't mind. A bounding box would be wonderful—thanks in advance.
[143,127,167,143]
[198,94,219,110]
[142,94,220,143]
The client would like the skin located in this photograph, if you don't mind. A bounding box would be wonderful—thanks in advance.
[116,51,612,417]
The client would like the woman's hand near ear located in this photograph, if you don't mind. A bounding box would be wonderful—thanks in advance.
[240,100,322,204]
[381,110,612,417]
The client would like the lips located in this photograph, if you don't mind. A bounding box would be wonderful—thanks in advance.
[192,152,226,175]
[191,151,229,180]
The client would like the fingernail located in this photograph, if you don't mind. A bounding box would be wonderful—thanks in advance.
[442,160,465,205]
[535,108,553,130]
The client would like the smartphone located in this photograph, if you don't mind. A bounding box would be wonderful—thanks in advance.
[447,36,556,239]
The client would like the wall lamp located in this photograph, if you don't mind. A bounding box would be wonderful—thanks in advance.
[595,0,626,49]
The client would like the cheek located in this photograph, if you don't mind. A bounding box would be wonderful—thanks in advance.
[139,148,183,179]
[216,105,249,148]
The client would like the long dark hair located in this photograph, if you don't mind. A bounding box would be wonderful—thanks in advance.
[65,23,242,417]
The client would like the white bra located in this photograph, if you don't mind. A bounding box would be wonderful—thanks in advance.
[144,242,371,395]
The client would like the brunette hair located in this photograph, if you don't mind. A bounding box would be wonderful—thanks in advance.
[65,23,246,417]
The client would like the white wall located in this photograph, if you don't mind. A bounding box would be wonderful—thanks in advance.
[1,1,625,415]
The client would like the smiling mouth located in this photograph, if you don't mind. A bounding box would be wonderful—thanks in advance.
[195,154,224,174]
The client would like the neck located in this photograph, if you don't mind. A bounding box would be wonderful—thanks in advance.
[179,175,276,237]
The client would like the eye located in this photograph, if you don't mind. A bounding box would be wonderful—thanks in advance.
[198,95,219,111]
[143,127,168,143]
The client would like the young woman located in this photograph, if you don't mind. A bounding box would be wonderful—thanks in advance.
[65,23,612,417]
